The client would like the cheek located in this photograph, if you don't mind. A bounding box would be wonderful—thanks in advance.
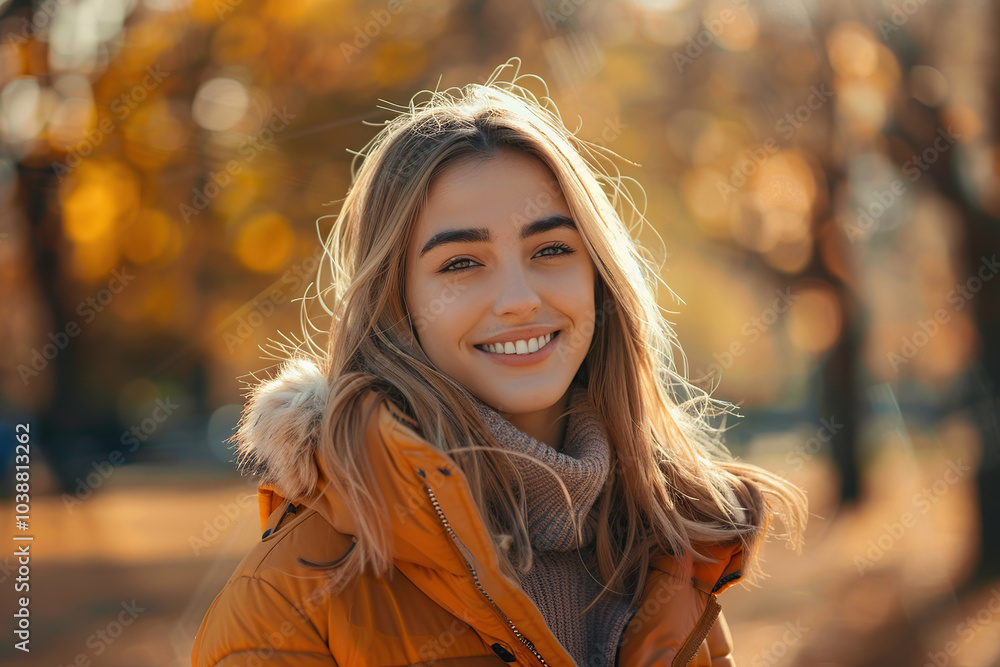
[408,282,473,345]
[406,283,439,341]
[553,261,597,321]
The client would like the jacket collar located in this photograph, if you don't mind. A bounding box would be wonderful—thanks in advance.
[258,389,521,577]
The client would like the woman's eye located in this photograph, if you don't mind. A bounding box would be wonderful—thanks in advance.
[537,242,574,258]
[440,243,574,273]
[442,258,477,272]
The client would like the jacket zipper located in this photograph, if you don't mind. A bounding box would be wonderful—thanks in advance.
[671,593,722,667]
[424,484,549,666]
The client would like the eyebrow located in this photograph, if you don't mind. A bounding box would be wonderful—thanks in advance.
[418,215,577,258]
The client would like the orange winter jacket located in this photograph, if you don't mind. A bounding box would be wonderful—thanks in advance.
[191,389,744,666]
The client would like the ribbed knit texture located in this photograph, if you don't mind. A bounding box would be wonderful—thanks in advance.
[472,386,635,666]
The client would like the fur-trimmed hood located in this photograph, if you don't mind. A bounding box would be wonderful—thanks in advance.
[231,356,430,545]
[233,356,332,504]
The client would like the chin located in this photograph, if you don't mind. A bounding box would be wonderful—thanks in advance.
[474,382,569,415]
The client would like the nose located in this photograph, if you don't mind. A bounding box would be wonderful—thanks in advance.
[492,258,541,318]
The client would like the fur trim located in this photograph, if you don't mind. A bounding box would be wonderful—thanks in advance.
[233,356,329,501]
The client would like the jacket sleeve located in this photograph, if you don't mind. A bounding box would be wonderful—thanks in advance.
[706,611,735,666]
[191,575,337,667]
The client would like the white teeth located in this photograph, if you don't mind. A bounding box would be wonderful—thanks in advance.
[479,332,556,355]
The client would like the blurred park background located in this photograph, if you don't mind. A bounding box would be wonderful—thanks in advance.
[1,0,999,664]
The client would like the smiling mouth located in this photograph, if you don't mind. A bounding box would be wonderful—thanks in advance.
[475,330,560,355]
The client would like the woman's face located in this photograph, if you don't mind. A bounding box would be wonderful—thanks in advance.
[404,148,596,417]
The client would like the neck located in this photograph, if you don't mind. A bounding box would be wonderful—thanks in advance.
[502,389,571,451]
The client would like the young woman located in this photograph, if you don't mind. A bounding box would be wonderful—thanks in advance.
[191,60,808,666]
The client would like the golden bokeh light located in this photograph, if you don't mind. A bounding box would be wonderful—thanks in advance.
[192,78,250,132]
[209,167,264,221]
[123,99,190,170]
[764,234,813,274]
[261,0,335,27]
[234,211,294,273]
[189,0,234,23]
[786,283,842,354]
[682,166,740,238]
[736,209,812,256]
[47,74,95,151]
[61,160,141,245]
[753,151,816,215]
[827,22,879,79]
[705,0,758,52]
[62,178,117,244]
[942,104,982,142]
[838,81,889,140]
[68,234,122,283]
[691,119,749,166]
[635,6,696,46]
[912,312,977,385]
[122,209,175,265]
[116,17,181,71]
[731,151,818,259]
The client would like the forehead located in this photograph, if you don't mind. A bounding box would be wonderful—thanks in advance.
[413,150,569,235]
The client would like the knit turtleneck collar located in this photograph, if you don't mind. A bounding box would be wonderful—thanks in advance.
[471,386,611,552]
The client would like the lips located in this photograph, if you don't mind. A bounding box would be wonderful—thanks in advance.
[475,330,559,355]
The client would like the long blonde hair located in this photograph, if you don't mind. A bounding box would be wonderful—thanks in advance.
[238,58,807,609]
